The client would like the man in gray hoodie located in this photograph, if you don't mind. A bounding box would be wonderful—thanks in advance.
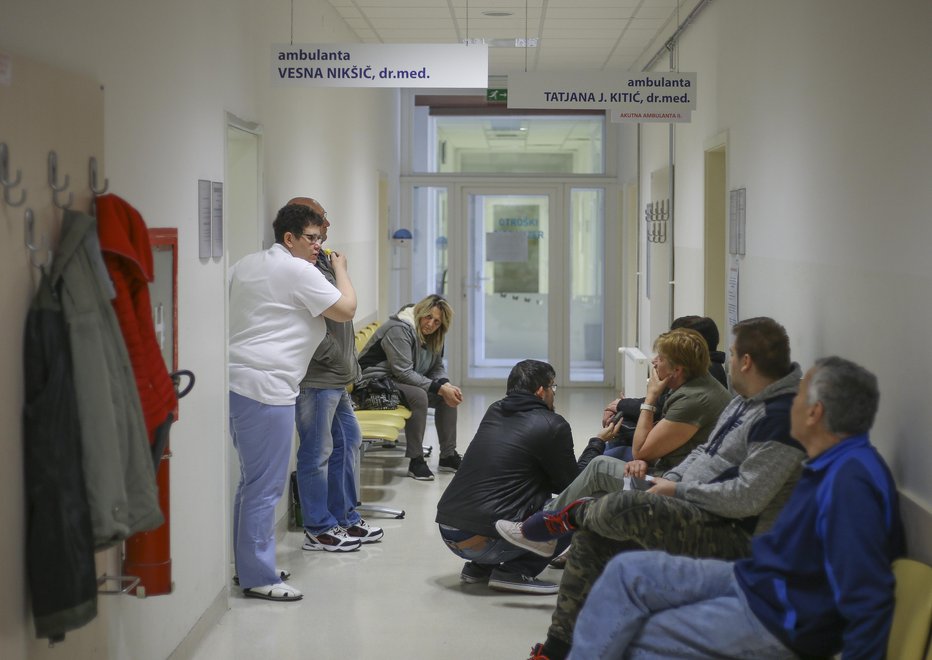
[291,197,383,554]
[498,317,806,660]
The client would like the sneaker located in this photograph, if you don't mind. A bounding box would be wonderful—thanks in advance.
[407,457,435,481]
[494,520,558,558]
[521,497,595,541]
[488,569,559,595]
[345,518,384,543]
[437,451,462,473]
[233,568,290,586]
[460,561,493,584]
[302,526,361,552]
[528,643,551,660]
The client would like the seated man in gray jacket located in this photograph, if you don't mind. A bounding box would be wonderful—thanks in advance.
[496,317,807,660]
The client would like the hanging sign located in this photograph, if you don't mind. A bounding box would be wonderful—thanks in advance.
[507,71,697,119]
[271,43,488,88]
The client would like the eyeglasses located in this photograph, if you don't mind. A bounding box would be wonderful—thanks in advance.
[549,384,558,392]
[300,233,323,244]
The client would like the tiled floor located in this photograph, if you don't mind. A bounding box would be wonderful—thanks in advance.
[180,385,615,660]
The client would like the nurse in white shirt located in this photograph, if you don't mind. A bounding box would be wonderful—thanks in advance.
[228,203,356,601]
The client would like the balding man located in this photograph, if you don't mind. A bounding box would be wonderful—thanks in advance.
[289,198,383,554]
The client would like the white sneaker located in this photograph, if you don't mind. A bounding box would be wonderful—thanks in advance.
[494,520,558,558]
[344,519,384,543]
[302,526,362,552]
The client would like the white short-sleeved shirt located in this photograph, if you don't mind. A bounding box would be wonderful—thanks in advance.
[228,243,341,404]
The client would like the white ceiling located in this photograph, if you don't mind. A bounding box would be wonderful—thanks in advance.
[325,0,701,78]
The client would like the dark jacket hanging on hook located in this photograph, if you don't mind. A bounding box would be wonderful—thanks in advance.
[52,210,164,548]
[23,271,98,642]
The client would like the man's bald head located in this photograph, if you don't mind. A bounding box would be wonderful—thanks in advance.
[287,197,329,239]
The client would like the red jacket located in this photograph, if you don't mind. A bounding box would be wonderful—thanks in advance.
[96,193,176,440]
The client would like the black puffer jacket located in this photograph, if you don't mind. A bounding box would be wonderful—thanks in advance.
[436,392,604,537]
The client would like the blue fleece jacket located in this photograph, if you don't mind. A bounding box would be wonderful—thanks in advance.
[734,434,905,659]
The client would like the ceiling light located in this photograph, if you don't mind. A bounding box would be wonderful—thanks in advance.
[463,37,538,48]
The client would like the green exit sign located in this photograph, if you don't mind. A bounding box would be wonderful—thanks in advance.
[487,88,508,103]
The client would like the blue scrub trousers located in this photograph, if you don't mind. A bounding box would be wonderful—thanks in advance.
[229,391,294,589]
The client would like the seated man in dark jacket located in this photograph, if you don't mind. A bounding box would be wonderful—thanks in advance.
[435,359,613,595]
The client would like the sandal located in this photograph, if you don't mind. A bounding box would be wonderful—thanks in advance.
[233,568,291,586]
[243,582,303,602]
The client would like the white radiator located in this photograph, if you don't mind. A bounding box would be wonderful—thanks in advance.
[616,347,648,398]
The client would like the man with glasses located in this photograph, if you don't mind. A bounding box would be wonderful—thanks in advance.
[435,359,617,594]
[228,202,356,601]
[288,197,383,554]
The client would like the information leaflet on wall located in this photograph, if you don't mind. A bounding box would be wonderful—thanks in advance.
[272,43,488,88]
[508,72,697,120]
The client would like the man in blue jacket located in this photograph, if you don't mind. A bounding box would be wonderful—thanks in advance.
[565,356,905,660]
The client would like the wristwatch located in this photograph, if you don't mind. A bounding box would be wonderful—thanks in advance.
[640,403,657,413]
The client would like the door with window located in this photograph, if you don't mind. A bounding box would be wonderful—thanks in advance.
[423,184,608,385]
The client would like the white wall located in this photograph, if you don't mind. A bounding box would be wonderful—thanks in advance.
[0,0,397,658]
[640,0,932,559]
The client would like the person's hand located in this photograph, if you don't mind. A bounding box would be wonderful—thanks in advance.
[602,398,621,427]
[647,477,676,497]
[645,367,670,401]
[329,250,347,270]
[439,382,464,407]
[595,418,623,442]
[624,459,649,479]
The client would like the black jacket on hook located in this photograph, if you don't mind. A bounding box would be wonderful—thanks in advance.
[23,272,97,642]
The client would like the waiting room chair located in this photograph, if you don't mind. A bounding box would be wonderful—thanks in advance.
[887,557,932,660]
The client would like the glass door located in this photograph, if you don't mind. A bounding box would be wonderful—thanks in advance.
[406,182,609,386]
[464,190,556,380]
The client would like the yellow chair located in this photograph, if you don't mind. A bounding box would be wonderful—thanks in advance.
[887,558,932,660]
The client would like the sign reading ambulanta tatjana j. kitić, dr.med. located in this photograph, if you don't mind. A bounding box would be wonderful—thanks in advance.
[508,71,697,123]
[272,43,489,88]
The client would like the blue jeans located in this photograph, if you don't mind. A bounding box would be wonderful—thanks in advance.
[569,551,793,659]
[438,524,570,577]
[295,388,362,534]
[229,392,294,589]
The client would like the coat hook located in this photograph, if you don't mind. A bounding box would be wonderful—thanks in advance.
[88,156,109,195]
[24,208,51,269]
[1,143,27,207]
[48,150,73,210]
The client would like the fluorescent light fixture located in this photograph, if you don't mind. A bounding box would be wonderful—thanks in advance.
[463,37,539,48]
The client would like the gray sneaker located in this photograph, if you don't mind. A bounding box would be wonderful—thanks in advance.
[494,520,558,558]
[488,569,559,595]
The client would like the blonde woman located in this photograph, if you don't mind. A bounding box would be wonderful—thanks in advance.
[358,295,463,480]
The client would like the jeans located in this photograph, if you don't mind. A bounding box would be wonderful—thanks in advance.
[295,388,362,534]
[438,524,570,577]
[229,391,294,589]
[569,551,793,659]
